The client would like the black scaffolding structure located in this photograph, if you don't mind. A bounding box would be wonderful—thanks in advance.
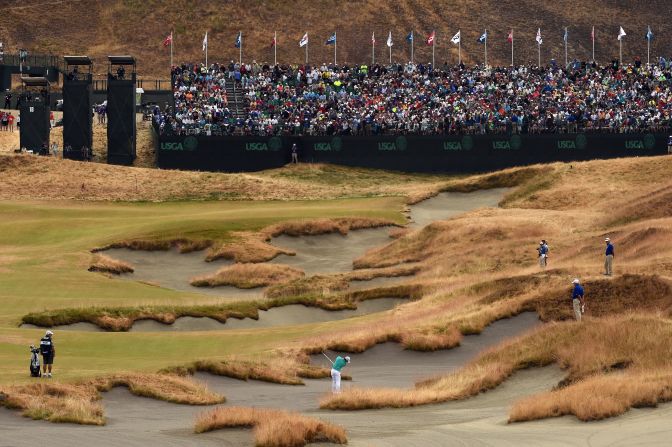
[19,77,50,154]
[106,55,136,165]
[63,56,93,160]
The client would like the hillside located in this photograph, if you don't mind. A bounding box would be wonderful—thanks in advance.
[1,0,670,78]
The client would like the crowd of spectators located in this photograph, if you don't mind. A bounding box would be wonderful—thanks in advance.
[156,59,672,136]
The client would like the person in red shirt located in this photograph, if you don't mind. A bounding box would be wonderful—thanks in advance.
[8,112,14,132]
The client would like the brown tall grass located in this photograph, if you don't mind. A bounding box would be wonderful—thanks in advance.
[88,254,134,274]
[509,369,672,422]
[191,263,305,289]
[0,373,223,425]
[194,407,347,447]
[94,238,212,253]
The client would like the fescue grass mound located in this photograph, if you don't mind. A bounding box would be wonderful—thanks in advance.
[195,407,347,447]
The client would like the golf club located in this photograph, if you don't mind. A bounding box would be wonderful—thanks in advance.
[322,352,334,365]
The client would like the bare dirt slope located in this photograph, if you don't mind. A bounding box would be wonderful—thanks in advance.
[0,1,669,77]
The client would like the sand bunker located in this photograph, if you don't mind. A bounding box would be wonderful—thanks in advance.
[129,298,408,332]
[269,227,392,275]
[102,248,264,300]
[21,298,408,333]
[409,188,511,227]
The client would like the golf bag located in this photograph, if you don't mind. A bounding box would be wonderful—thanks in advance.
[30,346,41,377]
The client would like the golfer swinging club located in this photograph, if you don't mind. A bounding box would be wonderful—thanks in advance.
[323,352,350,394]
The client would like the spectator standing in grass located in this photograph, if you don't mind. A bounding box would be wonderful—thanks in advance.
[537,240,549,268]
[291,143,298,164]
[571,279,585,321]
[330,355,350,394]
[8,112,14,132]
[39,330,55,378]
[668,135,672,154]
[604,238,615,276]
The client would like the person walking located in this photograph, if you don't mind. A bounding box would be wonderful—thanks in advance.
[668,135,672,154]
[604,238,615,276]
[537,240,549,268]
[330,355,350,394]
[39,330,55,378]
[571,279,585,321]
[291,143,299,164]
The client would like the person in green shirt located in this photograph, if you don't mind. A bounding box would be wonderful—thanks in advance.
[331,355,350,394]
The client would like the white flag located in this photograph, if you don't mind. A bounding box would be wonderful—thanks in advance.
[451,30,461,44]
[536,28,543,45]
[299,32,308,47]
[386,31,393,47]
[202,32,208,51]
[618,26,626,40]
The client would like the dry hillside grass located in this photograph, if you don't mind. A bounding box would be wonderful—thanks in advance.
[194,407,347,447]
[2,1,670,76]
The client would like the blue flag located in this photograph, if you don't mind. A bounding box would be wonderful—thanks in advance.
[406,31,414,43]
[646,26,654,41]
[235,32,241,48]
[477,31,487,43]
[563,28,568,43]
[325,33,336,45]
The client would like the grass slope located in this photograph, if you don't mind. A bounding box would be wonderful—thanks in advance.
[1,1,670,76]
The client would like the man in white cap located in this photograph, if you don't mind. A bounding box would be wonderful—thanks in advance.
[604,238,615,276]
[571,279,585,321]
[330,354,350,394]
[39,330,55,378]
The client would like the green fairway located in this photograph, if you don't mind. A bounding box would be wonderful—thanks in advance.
[0,196,405,384]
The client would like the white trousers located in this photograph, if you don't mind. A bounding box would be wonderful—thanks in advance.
[331,368,341,394]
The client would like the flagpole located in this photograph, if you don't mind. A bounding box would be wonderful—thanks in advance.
[458,33,461,65]
[432,30,435,66]
[372,34,375,65]
[205,32,208,66]
[647,28,650,65]
[170,32,173,68]
[411,32,414,63]
[564,27,568,67]
[334,32,337,66]
[484,29,488,66]
[619,39,622,64]
[274,31,277,66]
[239,31,242,65]
[592,26,595,62]
[511,31,513,66]
[305,32,308,64]
[389,39,392,64]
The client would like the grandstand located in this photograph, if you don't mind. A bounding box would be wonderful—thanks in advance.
[158,60,672,137]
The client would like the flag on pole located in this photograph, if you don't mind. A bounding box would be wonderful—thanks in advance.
[406,31,413,43]
[451,30,461,44]
[235,31,242,48]
[299,32,308,47]
[536,28,543,45]
[507,30,513,43]
[618,26,626,40]
[477,30,487,43]
[271,34,276,47]
[387,31,393,47]
[372,32,376,45]
[202,32,208,51]
[591,26,595,42]
[645,26,654,41]
[325,32,336,45]
[426,31,435,46]
[563,28,568,43]
[162,32,173,47]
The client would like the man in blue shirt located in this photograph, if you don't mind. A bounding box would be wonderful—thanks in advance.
[538,240,549,268]
[330,355,350,394]
[604,238,615,276]
[571,279,585,321]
